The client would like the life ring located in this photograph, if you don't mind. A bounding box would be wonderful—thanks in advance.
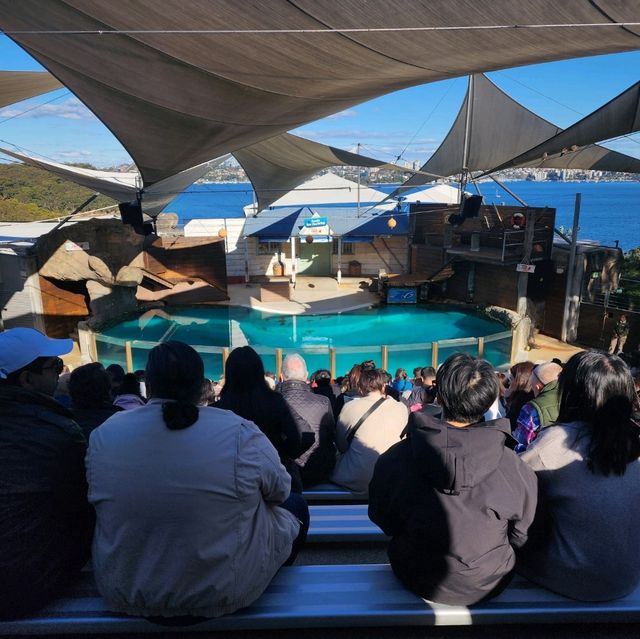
[510,212,526,230]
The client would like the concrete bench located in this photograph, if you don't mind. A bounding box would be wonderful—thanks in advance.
[2,565,640,635]
[303,482,366,504]
[308,504,387,542]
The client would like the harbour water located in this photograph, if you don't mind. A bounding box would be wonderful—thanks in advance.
[165,180,640,251]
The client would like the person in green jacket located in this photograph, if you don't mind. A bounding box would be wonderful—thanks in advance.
[512,361,562,453]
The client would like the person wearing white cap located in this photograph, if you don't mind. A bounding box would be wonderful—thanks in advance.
[0,328,95,619]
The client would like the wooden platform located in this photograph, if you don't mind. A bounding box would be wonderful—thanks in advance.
[260,278,291,302]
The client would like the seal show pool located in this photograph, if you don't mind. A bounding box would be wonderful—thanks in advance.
[96,304,512,380]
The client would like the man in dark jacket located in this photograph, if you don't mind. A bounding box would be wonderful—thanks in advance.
[279,354,336,487]
[369,353,537,606]
[0,328,95,619]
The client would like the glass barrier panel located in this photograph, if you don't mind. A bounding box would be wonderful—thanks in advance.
[483,331,513,369]
[95,334,127,370]
[437,337,479,367]
[387,343,433,376]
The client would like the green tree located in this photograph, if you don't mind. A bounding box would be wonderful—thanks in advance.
[0,163,116,220]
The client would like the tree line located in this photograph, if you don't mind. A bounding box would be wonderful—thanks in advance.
[0,163,116,221]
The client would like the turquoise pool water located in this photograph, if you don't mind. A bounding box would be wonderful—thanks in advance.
[96,304,511,380]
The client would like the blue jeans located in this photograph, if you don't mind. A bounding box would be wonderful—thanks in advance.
[278,492,310,566]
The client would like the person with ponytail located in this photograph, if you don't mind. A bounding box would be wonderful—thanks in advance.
[87,341,307,620]
[517,350,640,601]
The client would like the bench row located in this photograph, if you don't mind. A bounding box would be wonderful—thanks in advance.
[308,504,386,542]
[2,564,640,635]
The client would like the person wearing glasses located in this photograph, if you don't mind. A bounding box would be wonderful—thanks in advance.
[0,328,95,619]
[512,362,562,453]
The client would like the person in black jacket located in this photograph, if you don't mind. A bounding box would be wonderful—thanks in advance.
[369,353,537,606]
[0,328,95,619]
[69,362,122,440]
[279,355,336,487]
[217,346,311,493]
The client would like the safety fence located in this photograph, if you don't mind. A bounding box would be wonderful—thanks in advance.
[94,329,513,381]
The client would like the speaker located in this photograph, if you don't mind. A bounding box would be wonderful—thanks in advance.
[462,194,483,219]
[119,201,143,226]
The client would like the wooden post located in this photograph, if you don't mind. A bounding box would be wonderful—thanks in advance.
[275,348,283,380]
[431,341,439,369]
[124,341,133,373]
[477,336,485,359]
[561,193,581,343]
[381,345,388,371]
[222,347,229,372]
[329,347,337,381]
[510,328,518,366]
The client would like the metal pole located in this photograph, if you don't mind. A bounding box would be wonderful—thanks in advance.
[561,193,581,343]
[329,347,337,381]
[356,143,361,217]
[243,236,250,285]
[50,193,99,234]
[337,237,342,284]
[381,345,389,371]
[290,236,297,287]
[460,75,474,195]
[489,175,528,207]
[275,348,283,381]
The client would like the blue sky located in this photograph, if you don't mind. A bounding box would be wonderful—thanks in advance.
[1,34,639,168]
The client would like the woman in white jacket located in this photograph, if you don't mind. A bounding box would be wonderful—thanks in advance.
[87,341,307,620]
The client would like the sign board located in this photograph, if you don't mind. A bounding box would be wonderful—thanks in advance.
[303,216,330,237]
[304,216,328,228]
[386,287,418,304]
[516,263,536,273]
[64,240,90,252]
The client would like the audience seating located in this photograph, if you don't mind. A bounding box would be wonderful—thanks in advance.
[308,504,387,542]
[2,565,640,635]
[303,482,366,503]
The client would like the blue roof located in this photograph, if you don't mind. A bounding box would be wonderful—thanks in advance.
[243,205,408,240]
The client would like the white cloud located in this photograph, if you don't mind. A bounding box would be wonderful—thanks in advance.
[53,150,94,160]
[327,109,358,119]
[0,97,94,121]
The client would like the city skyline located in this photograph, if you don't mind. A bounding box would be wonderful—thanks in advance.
[1,35,639,169]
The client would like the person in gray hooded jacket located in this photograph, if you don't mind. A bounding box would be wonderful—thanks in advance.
[369,353,537,606]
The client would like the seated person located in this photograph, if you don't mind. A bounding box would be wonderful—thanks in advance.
[69,362,122,439]
[279,355,336,488]
[513,362,561,452]
[88,341,308,619]
[517,351,640,602]
[391,368,412,395]
[331,368,408,496]
[0,328,94,619]
[113,372,146,410]
[369,353,537,606]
